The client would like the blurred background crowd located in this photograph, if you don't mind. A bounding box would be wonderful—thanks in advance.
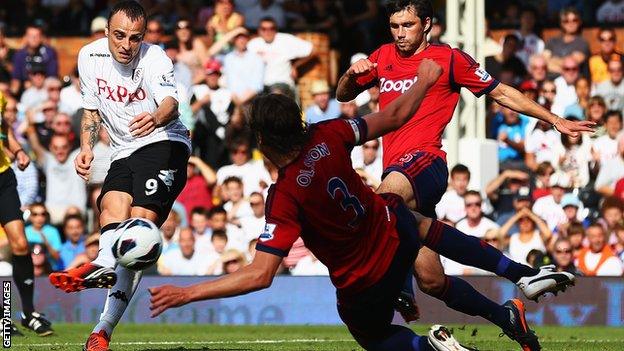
[1,0,624,278]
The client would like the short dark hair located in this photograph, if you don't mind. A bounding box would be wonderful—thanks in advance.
[223,176,243,186]
[605,110,623,124]
[248,94,309,155]
[211,229,228,241]
[190,206,208,217]
[63,213,84,229]
[567,222,584,236]
[385,0,434,32]
[108,0,147,29]
[259,16,277,26]
[209,206,227,218]
[464,190,481,199]
[450,164,470,178]
[503,34,519,45]
[560,6,581,19]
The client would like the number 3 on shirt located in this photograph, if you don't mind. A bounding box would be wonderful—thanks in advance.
[327,177,365,227]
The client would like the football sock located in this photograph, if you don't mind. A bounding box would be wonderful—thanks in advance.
[12,254,34,317]
[94,265,142,337]
[92,222,120,269]
[438,276,511,330]
[424,221,538,283]
[364,326,433,351]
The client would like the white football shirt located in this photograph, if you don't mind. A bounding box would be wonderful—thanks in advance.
[78,38,191,161]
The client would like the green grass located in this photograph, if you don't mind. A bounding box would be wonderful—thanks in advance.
[9,324,624,350]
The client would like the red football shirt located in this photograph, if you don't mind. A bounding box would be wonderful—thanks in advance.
[256,118,400,294]
[356,43,499,166]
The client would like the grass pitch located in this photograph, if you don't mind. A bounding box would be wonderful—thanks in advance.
[9,323,624,350]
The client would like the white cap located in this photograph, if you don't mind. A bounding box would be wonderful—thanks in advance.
[91,17,107,34]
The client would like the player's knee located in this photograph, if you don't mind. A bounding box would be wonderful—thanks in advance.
[416,273,446,296]
[9,235,29,255]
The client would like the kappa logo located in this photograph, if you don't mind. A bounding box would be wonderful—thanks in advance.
[158,169,177,191]
[108,290,129,304]
[259,223,276,242]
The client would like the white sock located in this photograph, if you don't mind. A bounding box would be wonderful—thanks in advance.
[92,224,120,268]
[93,265,142,337]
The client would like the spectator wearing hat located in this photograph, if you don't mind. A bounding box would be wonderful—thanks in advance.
[219,248,248,275]
[304,80,340,124]
[67,233,101,269]
[594,60,624,112]
[191,59,234,169]
[89,16,107,40]
[589,28,623,85]
[10,25,58,96]
[174,18,210,83]
[576,223,623,276]
[592,110,622,166]
[533,171,572,230]
[247,16,315,89]
[223,27,264,106]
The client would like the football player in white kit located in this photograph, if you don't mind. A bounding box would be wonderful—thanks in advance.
[48,1,190,350]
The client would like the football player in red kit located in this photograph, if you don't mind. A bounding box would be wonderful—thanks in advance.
[336,1,593,350]
[149,59,578,351]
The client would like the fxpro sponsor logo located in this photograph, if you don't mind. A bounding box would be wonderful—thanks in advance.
[379,76,418,94]
[96,78,147,103]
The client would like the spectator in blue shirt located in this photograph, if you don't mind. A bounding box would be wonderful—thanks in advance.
[10,25,58,96]
[59,214,86,270]
[24,203,62,270]
[223,28,264,107]
[304,80,341,124]
[496,106,528,167]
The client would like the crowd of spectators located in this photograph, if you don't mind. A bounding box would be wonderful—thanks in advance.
[1,1,624,279]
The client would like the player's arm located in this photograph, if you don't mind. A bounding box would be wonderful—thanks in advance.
[5,125,29,171]
[148,251,282,317]
[25,121,47,165]
[336,58,376,102]
[129,96,179,138]
[361,58,442,141]
[488,83,594,137]
[73,109,102,181]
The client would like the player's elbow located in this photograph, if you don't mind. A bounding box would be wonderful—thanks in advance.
[251,268,274,290]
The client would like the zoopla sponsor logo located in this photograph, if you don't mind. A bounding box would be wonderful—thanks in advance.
[379,76,418,94]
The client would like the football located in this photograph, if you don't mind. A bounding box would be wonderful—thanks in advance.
[111,218,163,271]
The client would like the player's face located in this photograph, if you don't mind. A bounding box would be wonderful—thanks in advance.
[106,12,146,65]
[389,7,429,55]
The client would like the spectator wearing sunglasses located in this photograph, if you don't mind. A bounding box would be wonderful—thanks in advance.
[24,203,62,271]
[543,7,589,76]
[455,191,499,239]
[552,238,579,275]
[589,28,623,85]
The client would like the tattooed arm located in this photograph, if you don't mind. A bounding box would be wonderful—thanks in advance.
[74,109,102,181]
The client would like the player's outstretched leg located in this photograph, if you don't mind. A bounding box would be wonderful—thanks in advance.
[3,219,53,336]
[49,222,118,293]
[84,266,142,351]
[420,218,575,300]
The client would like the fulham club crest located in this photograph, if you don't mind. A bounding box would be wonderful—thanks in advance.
[132,68,143,83]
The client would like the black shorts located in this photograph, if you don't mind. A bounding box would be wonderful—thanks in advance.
[0,168,23,225]
[336,193,421,348]
[97,141,189,226]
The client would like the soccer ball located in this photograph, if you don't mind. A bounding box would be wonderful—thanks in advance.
[111,218,163,270]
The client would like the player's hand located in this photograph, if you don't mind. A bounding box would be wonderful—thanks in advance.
[15,149,30,171]
[148,285,191,318]
[346,58,377,78]
[552,117,595,138]
[74,149,94,181]
[417,58,443,86]
[129,112,157,138]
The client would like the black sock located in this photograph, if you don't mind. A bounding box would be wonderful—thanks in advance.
[12,254,35,317]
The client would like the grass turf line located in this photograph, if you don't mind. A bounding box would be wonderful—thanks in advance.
[9,324,624,350]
